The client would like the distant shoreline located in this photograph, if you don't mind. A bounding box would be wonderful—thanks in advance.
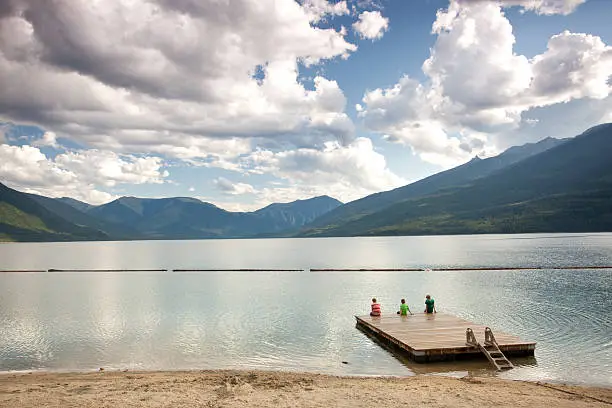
[2,231,612,244]
[1,369,610,407]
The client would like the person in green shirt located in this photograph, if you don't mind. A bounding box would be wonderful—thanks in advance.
[397,298,413,316]
[424,294,436,314]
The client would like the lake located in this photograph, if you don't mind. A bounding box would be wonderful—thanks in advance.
[0,233,611,387]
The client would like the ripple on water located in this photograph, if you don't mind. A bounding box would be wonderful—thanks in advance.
[0,319,54,370]
[1,235,611,385]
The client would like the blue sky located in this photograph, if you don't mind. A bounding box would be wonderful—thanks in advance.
[0,0,610,210]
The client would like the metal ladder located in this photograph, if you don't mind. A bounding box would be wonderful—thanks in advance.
[466,327,514,370]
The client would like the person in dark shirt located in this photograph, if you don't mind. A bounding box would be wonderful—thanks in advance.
[424,294,436,314]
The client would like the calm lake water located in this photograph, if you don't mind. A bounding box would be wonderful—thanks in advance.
[0,233,611,387]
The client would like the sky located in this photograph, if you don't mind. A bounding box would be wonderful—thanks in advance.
[0,0,610,211]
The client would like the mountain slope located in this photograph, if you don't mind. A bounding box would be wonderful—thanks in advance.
[87,197,236,238]
[27,193,138,239]
[301,124,612,237]
[56,197,94,213]
[0,183,109,241]
[0,187,343,241]
[253,196,342,232]
[304,136,567,230]
[86,195,342,239]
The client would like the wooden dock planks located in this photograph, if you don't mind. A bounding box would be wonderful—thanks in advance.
[355,313,536,362]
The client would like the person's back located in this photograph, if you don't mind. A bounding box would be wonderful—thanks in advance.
[424,294,436,314]
[398,298,412,316]
[370,298,381,316]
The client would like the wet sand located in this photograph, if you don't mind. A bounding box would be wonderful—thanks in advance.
[1,370,611,407]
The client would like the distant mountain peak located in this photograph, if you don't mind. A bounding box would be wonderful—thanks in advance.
[258,195,342,210]
[499,136,567,159]
[308,195,342,204]
[579,122,612,138]
[116,196,139,203]
[300,122,612,237]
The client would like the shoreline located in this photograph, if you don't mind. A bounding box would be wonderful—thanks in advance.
[1,369,610,407]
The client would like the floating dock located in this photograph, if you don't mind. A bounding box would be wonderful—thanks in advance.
[355,313,535,363]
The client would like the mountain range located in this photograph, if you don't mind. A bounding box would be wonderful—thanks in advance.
[1,123,611,241]
[299,123,612,236]
[301,136,567,232]
[0,187,342,241]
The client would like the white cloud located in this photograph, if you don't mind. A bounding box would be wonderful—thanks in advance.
[213,177,257,195]
[359,0,611,167]
[424,0,533,130]
[302,0,350,22]
[70,129,253,167]
[0,144,75,187]
[0,144,169,204]
[352,11,389,40]
[493,0,587,15]
[31,131,59,148]
[54,150,169,187]
[360,75,496,166]
[0,0,357,160]
[527,31,612,104]
[238,137,405,203]
[491,95,612,149]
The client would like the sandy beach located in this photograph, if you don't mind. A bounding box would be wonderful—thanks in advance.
[1,370,610,408]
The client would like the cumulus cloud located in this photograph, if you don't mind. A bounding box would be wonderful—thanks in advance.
[302,0,350,22]
[55,150,169,187]
[0,144,169,204]
[0,144,74,188]
[359,0,611,166]
[352,10,389,40]
[528,31,612,104]
[238,137,405,202]
[31,131,59,148]
[197,135,407,209]
[213,177,257,195]
[426,1,532,123]
[0,0,357,161]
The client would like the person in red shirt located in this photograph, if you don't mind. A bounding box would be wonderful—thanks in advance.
[370,298,381,316]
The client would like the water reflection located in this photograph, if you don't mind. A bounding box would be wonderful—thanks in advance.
[0,234,611,387]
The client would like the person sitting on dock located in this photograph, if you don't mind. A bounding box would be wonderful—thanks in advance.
[370,298,381,317]
[424,294,436,314]
[397,298,413,316]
